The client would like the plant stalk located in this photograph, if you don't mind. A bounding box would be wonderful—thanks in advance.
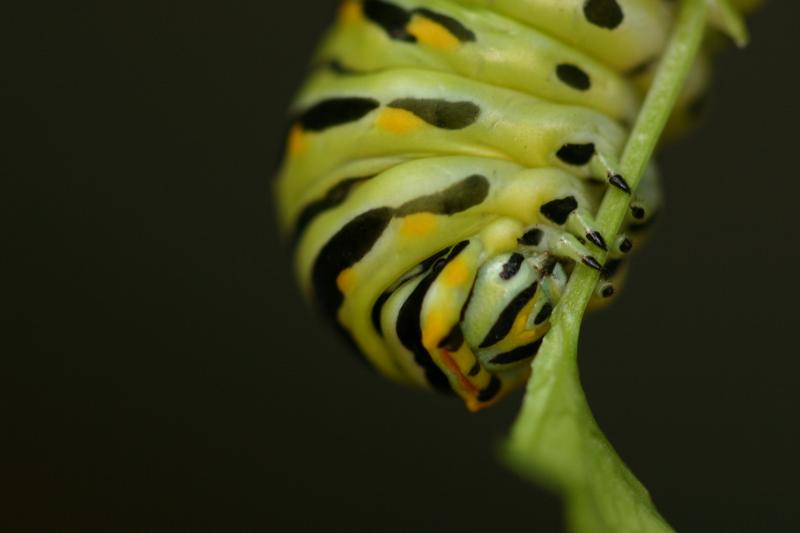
[504,1,711,531]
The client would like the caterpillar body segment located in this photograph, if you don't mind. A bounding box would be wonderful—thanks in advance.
[274,0,750,409]
[320,0,642,121]
[278,67,627,225]
[452,0,674,71]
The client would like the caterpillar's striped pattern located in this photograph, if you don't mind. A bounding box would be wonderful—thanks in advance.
[275,0,754,411]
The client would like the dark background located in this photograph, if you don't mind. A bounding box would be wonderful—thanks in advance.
[4,2,799,531]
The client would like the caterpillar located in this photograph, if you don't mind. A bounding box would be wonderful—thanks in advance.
[274,0,757,411]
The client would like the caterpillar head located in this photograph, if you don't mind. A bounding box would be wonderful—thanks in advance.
[410,219,629,411]
[461,251,563,373]
[410,232,579,412]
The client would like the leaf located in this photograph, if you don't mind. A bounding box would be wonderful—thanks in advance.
[504,317,675,533]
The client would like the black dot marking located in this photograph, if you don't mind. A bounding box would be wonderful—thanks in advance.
[519,228,544,246]
[468,361,481,377]
[395,174,489,217]
[371,291,392,335]
[602,259,624,279]
[297,97,380,132]
[631,206,646,220]
[619,238,633,253]
[490,339,544,365]
[583,0,624,30]
[363,0,416,42]
[609,174,631,194]
[540,196,578,225]
[413,8,476,42]
[557,143,596,166]
[582,256,603,271]
[601,286,615,298]
[477,375,502,402]
[388,98,480,130]
[556,63,591,91]
[534,302,553,325]
[500,253,525,280]
[293,176,374,243]
[396,241,470,393]
[586,231,608,251]
[438,325,465,351]
[479,281,538,348]
[312,208,394,320]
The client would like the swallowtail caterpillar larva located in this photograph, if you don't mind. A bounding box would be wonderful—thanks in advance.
[274,0,760,411]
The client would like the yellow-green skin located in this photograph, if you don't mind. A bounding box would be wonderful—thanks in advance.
[275,0,742,410]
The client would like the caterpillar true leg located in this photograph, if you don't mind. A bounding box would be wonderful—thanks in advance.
[566,208,608,251]
[590,150,633,195]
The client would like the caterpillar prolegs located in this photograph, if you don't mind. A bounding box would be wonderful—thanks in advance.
[274,0,756,411]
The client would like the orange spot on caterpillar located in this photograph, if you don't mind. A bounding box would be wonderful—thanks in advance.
[376,108,425,134]
[400,213,437,237]
[338,1,363,24]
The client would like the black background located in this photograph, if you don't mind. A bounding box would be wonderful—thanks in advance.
[4,2,799,531]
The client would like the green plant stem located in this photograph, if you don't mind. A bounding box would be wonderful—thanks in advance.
[504,1,710,532]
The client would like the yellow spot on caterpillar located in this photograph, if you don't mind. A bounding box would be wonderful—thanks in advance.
[442,257,469,287]
[505,298,537,341]
[287,124,307,156]
[376,108,424,134]
[400,213,437,237]
[494,301,549,353]
[511,301,533,333]
[338,1,363,24]
[336,268,357,294]
[407,15,460,50]
[422,311,449,349]
[513,330,538,345]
